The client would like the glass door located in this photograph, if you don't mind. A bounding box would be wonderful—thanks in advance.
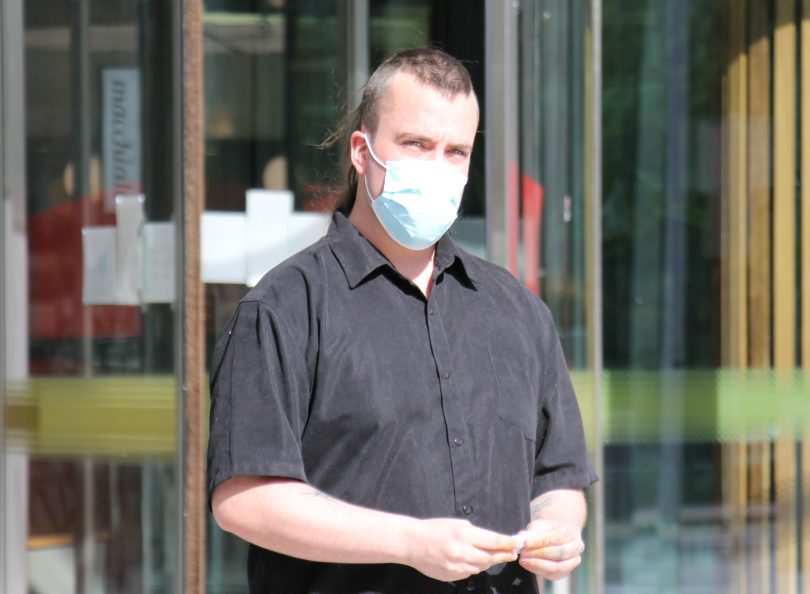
[600,1,810,592]
[1,1,180,592]
[516,1,601,592]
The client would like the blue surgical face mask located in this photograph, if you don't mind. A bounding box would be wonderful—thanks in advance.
[362,133,468,250]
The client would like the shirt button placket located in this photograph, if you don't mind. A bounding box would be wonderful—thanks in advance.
[426,288,476,528]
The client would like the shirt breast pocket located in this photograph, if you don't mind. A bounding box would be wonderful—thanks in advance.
[487,346,537,441]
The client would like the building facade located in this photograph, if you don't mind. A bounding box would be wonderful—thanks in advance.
[1,1,808,593]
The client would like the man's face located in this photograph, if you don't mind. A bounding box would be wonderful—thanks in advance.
[358,71,480,200]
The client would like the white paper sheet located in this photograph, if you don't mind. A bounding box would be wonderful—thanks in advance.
[201,189,330,286]
[141,222,175,303]
[246,189,293,287]
[115,194,145,305]
[82,226,118,305]
[201,212,247,284]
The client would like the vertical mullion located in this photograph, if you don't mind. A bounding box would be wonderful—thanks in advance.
[0,0,7,588]
[802,437,810,593]
[748,0,772,369]
[721,3,749,592]
[1,1,28,592]
[339,0,369,111]
[801,0,810,371]
[773,2,798,590]
[774,1,797,371]
[587,0,604,592]
[800,3,810,590]
[773,435,798,594]
[179,0,206,593]
[484,0,519,271]
[723,0,749,369]
[747,3,772,589]
[748,440,772,593]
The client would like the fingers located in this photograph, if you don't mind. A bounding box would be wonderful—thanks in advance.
[522,520,578,548]
[518,521,584,581]
[519,554,582,581]
[409,519,519,582]
[427,543,517,582]
[465,525,521,554]
[455,525,519,570]
[519,538,585,562]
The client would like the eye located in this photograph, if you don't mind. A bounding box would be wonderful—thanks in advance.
[449,148,469,158]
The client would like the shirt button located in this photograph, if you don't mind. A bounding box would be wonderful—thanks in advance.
[462,505,473,515]
[465,579,475,591]
[442,370,451,379]
[453,437,463,446]
[429,308,436,316]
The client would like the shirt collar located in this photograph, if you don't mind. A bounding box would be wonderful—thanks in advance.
[328,212,477,289]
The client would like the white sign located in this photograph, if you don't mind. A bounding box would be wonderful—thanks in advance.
[82,226,118,305]
[141,222,176,303]
[115,194,145,305]
[201,212,247,284]
[103,67,141,212]
[201,189,330,286]
[246,189,294,287]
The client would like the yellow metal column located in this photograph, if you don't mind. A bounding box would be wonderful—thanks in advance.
[748,440,772,593]
[748,0,771,370]
[800,3,810,590]
[774,2,797,370]
[721,4,750,592]
[773,5,798,593]
[747,2,772,591]
[798,0,810,370]
[721,0,749,369]
[801,434,810,592]
[774,0,800,588]
[774,435,797,594]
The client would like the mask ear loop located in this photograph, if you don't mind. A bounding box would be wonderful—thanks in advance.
[361,132,387,169]
[361,132,387,201]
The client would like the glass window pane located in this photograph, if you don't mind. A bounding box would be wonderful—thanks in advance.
[518,2,599,592]
[202,3,491,592]
[602,1,809,592]
[2,1,179,592]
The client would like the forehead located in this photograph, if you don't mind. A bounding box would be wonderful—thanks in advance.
[375,71,479,141]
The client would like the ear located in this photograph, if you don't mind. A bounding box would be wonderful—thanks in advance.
[349,130,369,177]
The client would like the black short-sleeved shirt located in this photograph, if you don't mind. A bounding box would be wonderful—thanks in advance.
[207,213,597,594]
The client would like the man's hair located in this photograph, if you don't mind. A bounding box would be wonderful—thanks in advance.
[322,47,476,215]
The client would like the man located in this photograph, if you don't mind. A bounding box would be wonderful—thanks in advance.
[208,48,597,593]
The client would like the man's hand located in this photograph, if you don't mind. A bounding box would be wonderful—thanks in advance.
[214,477,519,582]
[405,518,519,582]
[517,519,585,581]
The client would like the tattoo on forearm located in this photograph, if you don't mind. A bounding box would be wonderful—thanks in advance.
[530,494,557,518]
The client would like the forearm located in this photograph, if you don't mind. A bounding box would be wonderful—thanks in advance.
[529,488,587,527]
[212,476,415,565]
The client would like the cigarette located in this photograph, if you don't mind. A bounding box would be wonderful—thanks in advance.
[512,532,529,554]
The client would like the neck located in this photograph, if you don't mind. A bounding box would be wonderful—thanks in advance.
[348,196,436,297]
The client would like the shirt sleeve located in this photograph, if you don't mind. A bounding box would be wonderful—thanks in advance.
[531,316,599,498]
[207,300,312,503]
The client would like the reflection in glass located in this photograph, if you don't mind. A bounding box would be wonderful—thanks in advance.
[602,1,809,592]
[3,1,179,592]
[517,2,598,592]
